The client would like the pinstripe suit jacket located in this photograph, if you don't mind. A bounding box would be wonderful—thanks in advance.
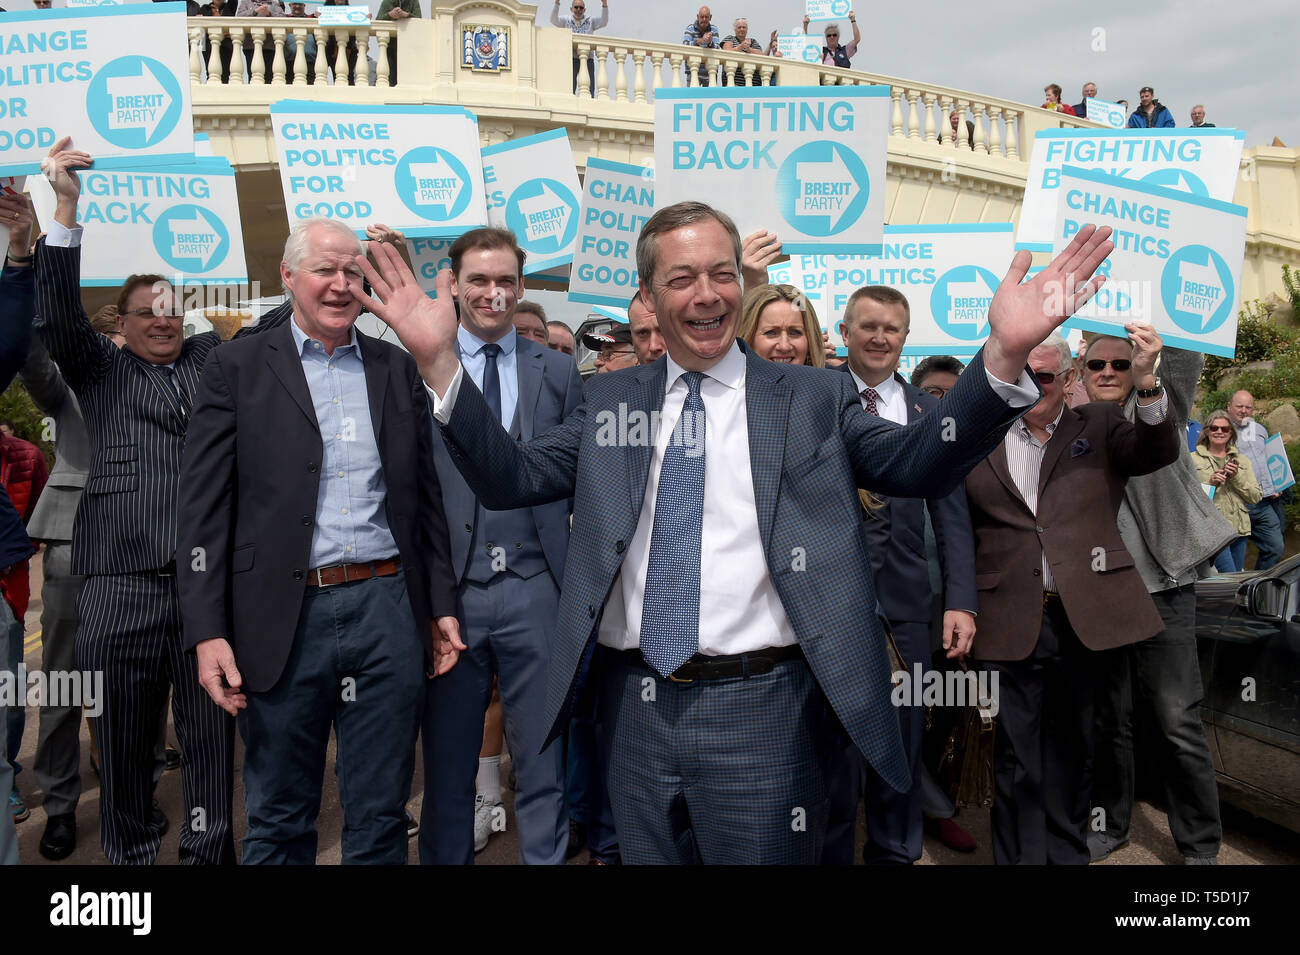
[33,241,287,576]
[440,341,1031,791]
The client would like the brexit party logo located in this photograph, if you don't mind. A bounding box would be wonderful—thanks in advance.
[394,147,472,221]
[1139,168,1209,197]
[800,43,822,64]
[152,205,229,273]
[774,141,869,237]
[86,56,183,150]
[1267,452,1290,489]
[505,179,578,255]
[930,266,999,340]
[1160,244,1234,336]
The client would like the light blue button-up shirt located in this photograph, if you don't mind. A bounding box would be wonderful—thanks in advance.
[291,319,399,568]
[457,324,518,428]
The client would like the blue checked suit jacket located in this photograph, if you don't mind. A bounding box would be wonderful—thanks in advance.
[439,340,1031,791]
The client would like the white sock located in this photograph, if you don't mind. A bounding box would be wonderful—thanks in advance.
[476,756,501,804]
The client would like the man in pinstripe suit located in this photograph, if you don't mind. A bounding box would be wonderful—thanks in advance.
[33,138,285,864]
[356,203,1118,863]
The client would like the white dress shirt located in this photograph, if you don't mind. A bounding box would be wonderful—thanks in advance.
[457,324,519,429]
[847,367,907,424]
[432,341,1039,654]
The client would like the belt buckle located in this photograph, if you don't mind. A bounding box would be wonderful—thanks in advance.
[667,671,693,683]
[312,567,327,588]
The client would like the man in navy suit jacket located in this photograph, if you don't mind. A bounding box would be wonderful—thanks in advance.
[354,202,1118,863]
[823,286,978,865]
[420,228,584,865]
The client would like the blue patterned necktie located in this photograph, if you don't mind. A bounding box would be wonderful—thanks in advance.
[481,342,502,425]
[640,371,707,677]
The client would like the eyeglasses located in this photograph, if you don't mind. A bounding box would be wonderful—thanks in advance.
[826,32,839,37]
[1085,358,1132,372]
[922,386,947,398]
[598,348,635,361]
[1206,425,1233,433]
[1034,370,1065,385]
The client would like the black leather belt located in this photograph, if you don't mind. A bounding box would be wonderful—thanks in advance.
[616,645,803,682]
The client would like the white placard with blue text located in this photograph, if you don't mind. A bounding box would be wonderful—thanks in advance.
[654,87,889,255]
[318,5,369,26]
[0,4,195,176]
[1052,166,1246,357]
[824,224,1015,353]
[270,101,487,239]
[805,0,853,22]
[776,34,824,64]
[64,0,125,7]
[1085,98,1127,129]
[568,156,653,308]
[481,129,582,275]
[404,236,452,297]
[1018,128,1245,251]
[1263,434,1295,493]
[29,156,248,287]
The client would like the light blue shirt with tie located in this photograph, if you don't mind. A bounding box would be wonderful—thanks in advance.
[457,324,518,428]
[291,319,398,568]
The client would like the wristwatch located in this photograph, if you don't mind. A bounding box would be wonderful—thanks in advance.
[1136,378,1163,399]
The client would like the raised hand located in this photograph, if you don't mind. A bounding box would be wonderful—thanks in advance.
[350,240,461,394]
[1126,321,1162,390]
[983,223,1113,383]
[41,136,93,229]
[0,193,34,259]
[741,229,782,290]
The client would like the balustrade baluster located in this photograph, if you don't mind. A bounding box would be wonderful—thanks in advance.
[229,27,246,84]
[615,47,628,102]
[595,46,609,99]
[576,43,592,97]
[905,89,920,139]
[272,29,287,85]
[923,92,936,144]
[632,51,647,103]
[376,30,390,86]
[971,103,987,153]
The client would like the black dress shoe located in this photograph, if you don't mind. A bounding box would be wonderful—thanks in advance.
[152,800,169,836]
[39,813,77,860]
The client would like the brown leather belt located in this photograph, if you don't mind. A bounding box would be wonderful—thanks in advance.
[307,557,401,588]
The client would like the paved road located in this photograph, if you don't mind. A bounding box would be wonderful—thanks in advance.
[10,553,1300,865]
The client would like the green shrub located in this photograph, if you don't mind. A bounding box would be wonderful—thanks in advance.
[1200,301,1294,392]
[0,380,55,467]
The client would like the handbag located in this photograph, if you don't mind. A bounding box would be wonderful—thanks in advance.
[924,664,997,809]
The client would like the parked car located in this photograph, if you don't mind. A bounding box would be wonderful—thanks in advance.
[1195,553,1300,833]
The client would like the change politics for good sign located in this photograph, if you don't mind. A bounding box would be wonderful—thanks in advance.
[270,101,487,239]
[1052,165,1247,358]
[654,86,889,254]
[0,3,195,176]
[569,156,653,309]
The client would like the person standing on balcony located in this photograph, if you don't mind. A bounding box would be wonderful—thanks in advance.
[235,0,285,82]
[283,1,317,85]
[1190,104,1216,127]
[1127,86,1175,128]
[1041,84,1076,116]
[682,6,720,87]
[551,0,608,95]
[198,0,238,84]
[721,17,765,86]
[1072,82,1097,118]
[377,0,420,87]
[802,12,859,69]
[321,0,359,86]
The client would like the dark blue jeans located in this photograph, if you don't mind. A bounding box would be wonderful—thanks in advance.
[1091,584,1221,858]
[238,572,425,864]
[1248,499,1284,570]
[1214,536,1247,573]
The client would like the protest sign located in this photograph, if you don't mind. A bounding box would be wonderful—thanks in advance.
[482,128,582,275]
[193,133,214,157]
[654,86,889,254]
[0,4,195,177]
[775,34,824,64]
[64,0,125,7]
[29,156,248,286]
[318,5,369,25]
[0,176,24,251]
[1263,434,1296,493]
[1085,98,1127,129]
[805,0,853,23]
[823,224,1015,353]
[270,101,487,239]
[1052,165,1246,357]
[1018,128,1245,250]
[568,156,652,308]
[404,236,452,297]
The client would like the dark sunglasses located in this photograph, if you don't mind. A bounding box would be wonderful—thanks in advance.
[1085,358,1132,372]
[826,32,839,37]
[1206,425,1233,433]
[1034,370,1065,385]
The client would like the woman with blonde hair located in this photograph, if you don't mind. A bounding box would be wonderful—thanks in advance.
[738,284,827,368]
[1193,409,1262,572]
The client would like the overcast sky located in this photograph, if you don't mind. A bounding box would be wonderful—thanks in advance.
[538,0,1295,149]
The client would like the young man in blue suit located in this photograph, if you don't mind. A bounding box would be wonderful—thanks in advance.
[354,202,1117,864]
[419,228,584,865]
